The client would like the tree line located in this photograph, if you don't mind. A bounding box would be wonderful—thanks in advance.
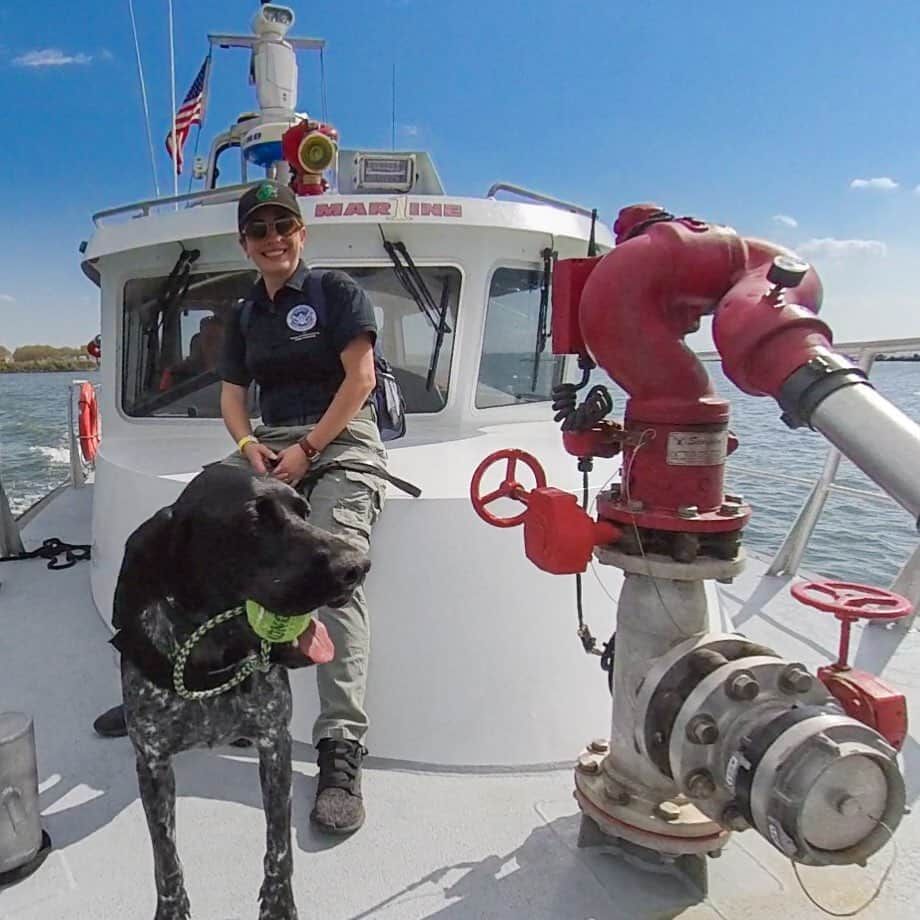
[0,344,97,373]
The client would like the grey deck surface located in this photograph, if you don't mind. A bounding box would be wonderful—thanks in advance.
[1,485,918,919]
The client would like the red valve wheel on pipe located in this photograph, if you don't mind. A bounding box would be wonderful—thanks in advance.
[791,580,912,669]
[791,581,912,621]
[470,449,547,528]
[791,580,912,750]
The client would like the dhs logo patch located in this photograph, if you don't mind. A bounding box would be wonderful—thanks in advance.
[286,304,317,333]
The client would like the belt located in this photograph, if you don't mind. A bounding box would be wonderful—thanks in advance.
[268,404,375,427]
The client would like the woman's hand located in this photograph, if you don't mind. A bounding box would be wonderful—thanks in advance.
[243,441,279,475]
[270,444,311,486]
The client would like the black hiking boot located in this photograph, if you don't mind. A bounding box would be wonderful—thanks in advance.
[93,703,127,738]
[310,739,367,835]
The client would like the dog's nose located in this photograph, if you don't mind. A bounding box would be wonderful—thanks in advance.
[340,556,371,589]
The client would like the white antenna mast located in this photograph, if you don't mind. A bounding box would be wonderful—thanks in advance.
[167,0,179,197]
[127,0,160,198]
[209,3,325,178]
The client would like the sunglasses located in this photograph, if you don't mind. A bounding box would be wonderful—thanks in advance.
[242,216,302,240]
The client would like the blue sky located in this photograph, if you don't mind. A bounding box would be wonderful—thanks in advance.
[0,0,918,349]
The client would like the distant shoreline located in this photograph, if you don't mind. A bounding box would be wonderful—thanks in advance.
[0,363,98,374]
[1,343,99,374]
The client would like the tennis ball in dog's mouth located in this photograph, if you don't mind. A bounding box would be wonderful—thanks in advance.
[245,600,312,643]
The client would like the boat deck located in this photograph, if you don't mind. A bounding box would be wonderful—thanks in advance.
[2,485,918,919]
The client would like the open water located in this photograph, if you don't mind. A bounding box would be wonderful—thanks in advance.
[0,365,917,586]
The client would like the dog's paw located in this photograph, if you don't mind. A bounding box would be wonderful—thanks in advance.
[258,881,298,920]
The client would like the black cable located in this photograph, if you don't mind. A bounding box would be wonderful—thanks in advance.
[575,573,595,654]
[600,633,615,695]
[0,537,91,570]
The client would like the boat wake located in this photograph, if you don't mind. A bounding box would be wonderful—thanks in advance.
[30,446,69,464]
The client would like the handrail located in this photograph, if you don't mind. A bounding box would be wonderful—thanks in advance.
[727,462,892,503]
[697,336,920,363]
[0,472,24,556]
[94,178,602,226]
[485,183,596,218]
[92,182,256,225]
[829,337,920,356]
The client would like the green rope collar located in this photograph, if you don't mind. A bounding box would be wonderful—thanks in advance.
[172,605,271,701]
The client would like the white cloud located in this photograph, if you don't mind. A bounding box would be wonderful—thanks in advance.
[401,124,420,137]
[772,214,798,228]
[0,294,14,302]
[914,185,920,196]
[13,49,92,68]
[798,238,887,259]
[849,177,898,191]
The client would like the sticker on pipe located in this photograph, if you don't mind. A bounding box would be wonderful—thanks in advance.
[666,432,727,466]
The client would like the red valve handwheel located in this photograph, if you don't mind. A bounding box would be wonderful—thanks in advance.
[791,581,912,622]
[791,580,913,669]
[470,449,547,528]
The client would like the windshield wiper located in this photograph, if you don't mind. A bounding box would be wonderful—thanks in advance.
[426,277,452,392]
[379,231,452,335]
[529,209,596,391]
[531,247,556,392]
[142,247,200,392]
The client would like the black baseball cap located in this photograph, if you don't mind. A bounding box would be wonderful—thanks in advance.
[237,180,302,230]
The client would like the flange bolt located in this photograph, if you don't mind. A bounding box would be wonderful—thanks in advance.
[779,664,814,695]
[725,671,760,701]
[686,715,720,745]
[685,769,717,800]
[656,801,682,822]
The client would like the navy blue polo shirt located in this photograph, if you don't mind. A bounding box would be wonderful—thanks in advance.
[219,263,377,424]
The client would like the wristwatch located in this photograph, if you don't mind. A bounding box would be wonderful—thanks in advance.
[297,435,321,461]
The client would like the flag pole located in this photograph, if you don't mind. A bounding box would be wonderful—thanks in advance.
[167,0,179,200]
[186,51,213,194]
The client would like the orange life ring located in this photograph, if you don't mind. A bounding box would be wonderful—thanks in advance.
[78,382,101,462]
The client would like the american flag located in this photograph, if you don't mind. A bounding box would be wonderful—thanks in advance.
[165,56,210,174]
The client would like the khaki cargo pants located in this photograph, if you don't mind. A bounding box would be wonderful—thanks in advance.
[222,409,386,747]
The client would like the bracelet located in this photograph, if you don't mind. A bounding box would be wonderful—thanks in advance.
[297,435,321,461]
[237,435,259,454]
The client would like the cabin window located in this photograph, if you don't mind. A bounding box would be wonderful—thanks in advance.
[312,264,460,413]
[476,267,564,408]
[121,269,257,418]
[121,263,459,418]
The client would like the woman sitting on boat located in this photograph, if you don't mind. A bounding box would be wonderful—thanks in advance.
[93,179,387,837]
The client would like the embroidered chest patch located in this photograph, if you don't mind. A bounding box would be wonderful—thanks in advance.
[286,304,317,333]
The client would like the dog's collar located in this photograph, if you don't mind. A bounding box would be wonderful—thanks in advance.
[111,607,273,695]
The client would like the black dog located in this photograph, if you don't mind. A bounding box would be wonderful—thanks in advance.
[112,464,370,920]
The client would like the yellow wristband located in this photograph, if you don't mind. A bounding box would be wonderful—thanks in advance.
[237,435,258,454]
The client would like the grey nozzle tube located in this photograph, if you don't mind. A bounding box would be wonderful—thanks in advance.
[810,384,920,528]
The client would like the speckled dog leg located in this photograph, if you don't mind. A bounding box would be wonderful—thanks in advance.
[135,753,190,920]
[257,727,298,920]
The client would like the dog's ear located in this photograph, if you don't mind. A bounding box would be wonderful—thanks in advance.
[112,506,175,630]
